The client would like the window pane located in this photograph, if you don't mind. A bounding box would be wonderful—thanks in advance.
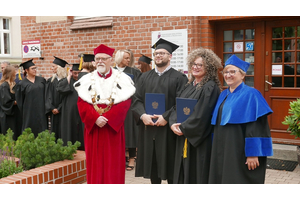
[297,65,300,75]
[273,27,282,38]
[224,30,232,41]
[284,27,295,38]
[223,54,232,63]
[247,64,254,75]
[284,64,294,75]
[223,42,233,52]
[272,52,283,63]
[284,52,295,62]
[2,18,9,30]
[284,77,294,87]
[272,40,282,50]
[245,76,254,87]
[235,54,243,60]
[297,39,300,50]
[4,33,10,54]
[298,26,300,37]
[272,77,282,87]
[245,53,254,63]
[297,77,300,87]
[234,30,243,40]
[297,52,300,62]
[245,41,254,51]
[245,29,255,40]
[284,39,296,50]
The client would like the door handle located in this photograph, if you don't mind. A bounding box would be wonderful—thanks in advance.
[265,75,274,91]
[265,80,273,85]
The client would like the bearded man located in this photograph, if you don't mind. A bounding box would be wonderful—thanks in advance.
[131,38,188,184]
[74,44,136,184]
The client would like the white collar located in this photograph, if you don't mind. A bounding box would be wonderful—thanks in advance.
[115,65,126,72]
[155,65,172,76]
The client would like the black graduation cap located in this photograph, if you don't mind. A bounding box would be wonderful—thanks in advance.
[151,38,179,54]
[20,59,35,70]
[82,54,95,62]
[71,63,81,71]
[53,56,68,68]
[138,54,152,64]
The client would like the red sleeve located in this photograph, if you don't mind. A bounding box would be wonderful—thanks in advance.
[77,97,100,134]
[103,99,131,133]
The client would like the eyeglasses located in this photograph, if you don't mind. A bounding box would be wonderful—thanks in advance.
[191,63,203,69]
[95,57,111,62]
[222,70,239,76]
[153,52,170,57]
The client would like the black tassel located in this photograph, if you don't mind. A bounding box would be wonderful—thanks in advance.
[74,82,81,87]
[88,85,92,91]
[117,83,121,89]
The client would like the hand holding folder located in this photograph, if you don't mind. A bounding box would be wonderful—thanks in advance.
[145,93,165,123]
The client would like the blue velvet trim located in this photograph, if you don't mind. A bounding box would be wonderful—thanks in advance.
[245,137,273,157]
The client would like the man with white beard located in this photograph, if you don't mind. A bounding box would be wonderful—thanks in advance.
[74,44,136,184]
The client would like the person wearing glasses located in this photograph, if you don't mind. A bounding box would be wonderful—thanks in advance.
[15,59,47,137]
[74,44,135,184]
[169,48,222,184]
[209,54,273,184]
[57,63,84,149]
[132,38,188,184]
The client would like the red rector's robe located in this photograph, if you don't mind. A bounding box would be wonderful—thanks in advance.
[77,97,131,184]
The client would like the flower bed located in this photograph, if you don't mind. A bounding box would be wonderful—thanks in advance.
[0,150,86,184]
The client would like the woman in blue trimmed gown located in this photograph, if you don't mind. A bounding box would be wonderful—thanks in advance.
[209,55,273,184]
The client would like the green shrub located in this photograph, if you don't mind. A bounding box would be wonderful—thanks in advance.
[0,129,15,155]
[282,99,300,138]
[0,147,23,179]
[13,128,81,170]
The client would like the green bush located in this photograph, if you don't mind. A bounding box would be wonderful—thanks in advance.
[0,147,23,179]
[0,129,15,155]
[282,99,300,138]
[13,128,81,170]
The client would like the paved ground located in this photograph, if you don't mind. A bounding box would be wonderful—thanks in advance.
[83,162,300,184]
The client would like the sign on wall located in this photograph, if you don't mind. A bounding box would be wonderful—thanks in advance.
[152,29,188,74]
[234,42,243,52]
[272,65,283,75]
[22,40,41,58]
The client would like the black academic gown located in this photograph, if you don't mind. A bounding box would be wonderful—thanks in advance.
[15,76,47,137]
[0,82,22,139]
[78,72,89,80]
[45,77,63,139]
[57,77,84,147]
[169,80,220,184]
[132,68,188,181]
[209,100,271,184]
[114,66,142,148]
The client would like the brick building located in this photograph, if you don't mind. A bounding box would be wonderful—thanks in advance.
[2,16,300,144]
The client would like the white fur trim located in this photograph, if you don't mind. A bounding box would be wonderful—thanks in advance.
[74,68,136,104]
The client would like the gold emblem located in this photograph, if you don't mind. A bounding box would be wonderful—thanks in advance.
[152,101,158,109]
[183,107,190,115]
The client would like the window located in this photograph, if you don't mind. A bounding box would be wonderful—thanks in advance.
[70,16,113,30]
[223,29,255,87]
[0,17,11,55]
[271,26,300,87]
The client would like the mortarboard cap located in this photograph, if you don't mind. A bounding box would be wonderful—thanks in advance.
[151,38,179,54]
[82,54,95,62]
[71,63,81,71]
[225,54,250,72]
[94,44,115,57]
[138,54,152,64]
[20,59,35,70]
[53,56,68,68]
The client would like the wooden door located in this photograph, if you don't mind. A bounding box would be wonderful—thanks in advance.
[265,18,300,144]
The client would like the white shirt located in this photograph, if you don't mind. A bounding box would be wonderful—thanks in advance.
[155,65,172,76]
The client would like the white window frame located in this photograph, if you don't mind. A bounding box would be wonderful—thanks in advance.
[0,17,11,56]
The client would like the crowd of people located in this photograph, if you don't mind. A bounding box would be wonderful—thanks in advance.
[0,38,274,184]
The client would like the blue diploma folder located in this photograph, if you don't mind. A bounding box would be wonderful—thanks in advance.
[145,93,165,121]
[125,73,134,80]
[176,97,197,123]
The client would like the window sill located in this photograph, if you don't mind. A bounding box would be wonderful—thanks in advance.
[70,17,113,30]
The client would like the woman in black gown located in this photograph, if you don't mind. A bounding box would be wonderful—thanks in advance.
[15,59,47,137]
[169,47,222,184]
[209,55,273,184]
[0,65,22,139]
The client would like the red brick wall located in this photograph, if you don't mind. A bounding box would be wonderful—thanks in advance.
[20,16,251,79]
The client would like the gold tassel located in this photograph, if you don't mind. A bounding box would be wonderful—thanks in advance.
[79,54,83,70]
[18,69,22,80]
[183,138,188,158]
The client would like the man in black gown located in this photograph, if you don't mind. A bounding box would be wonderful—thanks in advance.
[57,64,84,149]
[132,38,188,184]
[45,56,68,140]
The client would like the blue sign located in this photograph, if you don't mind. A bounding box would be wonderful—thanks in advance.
[246,42,254,51]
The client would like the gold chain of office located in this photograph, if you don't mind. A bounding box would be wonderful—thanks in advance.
[90,71,122,115]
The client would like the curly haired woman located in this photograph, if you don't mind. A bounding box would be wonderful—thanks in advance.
[169,47,222,184]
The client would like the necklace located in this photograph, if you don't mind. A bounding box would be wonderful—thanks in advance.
[89,70,122,115]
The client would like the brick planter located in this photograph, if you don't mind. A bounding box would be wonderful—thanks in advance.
[0,150,86,184]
